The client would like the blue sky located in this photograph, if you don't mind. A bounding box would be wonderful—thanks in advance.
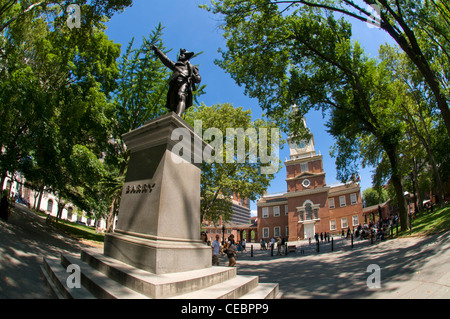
[104,0,397,214]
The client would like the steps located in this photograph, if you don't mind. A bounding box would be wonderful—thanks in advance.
[172,275,259,299]
[41,249,279,299]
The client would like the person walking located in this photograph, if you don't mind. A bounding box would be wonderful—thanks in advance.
[211,235,221,266]
[225,234,237,267]
[260,238,266,250]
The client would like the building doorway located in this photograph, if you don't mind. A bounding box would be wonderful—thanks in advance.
[304,223,315,239]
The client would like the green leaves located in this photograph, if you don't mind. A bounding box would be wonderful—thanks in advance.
[184,103,282,224]
[111,23,169,136]
[0,1,134,219]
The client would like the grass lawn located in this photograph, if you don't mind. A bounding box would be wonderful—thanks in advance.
[400,202,450,237]
[53,219,105,244]
[33,209,105,245]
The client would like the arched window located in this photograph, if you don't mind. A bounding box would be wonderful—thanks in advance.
[47,199,53,213]
[305,203,313,220]
[297,200,320,222]
[67,207,73,220]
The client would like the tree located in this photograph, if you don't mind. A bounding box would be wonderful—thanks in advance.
[363,187,389,207]
[184,103,282,225]
[0,0,133,33]
[203,0,450,139]
[0,0,129,220]
[379,44,447,207]
[202,4,412,230]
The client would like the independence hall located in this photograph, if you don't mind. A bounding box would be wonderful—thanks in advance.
[257,119,364,241]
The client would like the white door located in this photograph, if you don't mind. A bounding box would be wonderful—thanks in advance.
[304,223,315,239]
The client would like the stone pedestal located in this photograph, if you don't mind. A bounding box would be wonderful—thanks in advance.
[42,112,280,299]
[104,112,211,274]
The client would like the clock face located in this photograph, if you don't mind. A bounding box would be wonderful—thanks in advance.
[302,179,311,188]
[297,141,306,149]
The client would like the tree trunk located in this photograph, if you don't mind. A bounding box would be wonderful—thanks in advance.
[0,172,6,191]
[37,187,44,212]
[33,184,44,210]
[106,194,118,233]
[56,195,65,223]
[385,144,409,231]
[411,157,423,213]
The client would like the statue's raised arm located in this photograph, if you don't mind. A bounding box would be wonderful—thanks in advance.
[150,45,176,70]
[151,45,201,117]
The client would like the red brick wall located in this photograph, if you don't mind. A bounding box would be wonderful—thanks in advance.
[258,189,364,241]
[257,204,289,240]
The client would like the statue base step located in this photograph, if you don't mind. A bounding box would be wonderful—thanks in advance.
[41,248,281,299]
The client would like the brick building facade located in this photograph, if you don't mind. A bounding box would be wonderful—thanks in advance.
[202,195,254,244]
[257,119,364,241]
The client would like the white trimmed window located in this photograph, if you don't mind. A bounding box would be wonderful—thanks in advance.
[262,207,269,218]
[350,193,357,205]
[263,227,269,238]
[285,205,289,215]
[274,226,281,237]
[330,219,337,231]
[301,163,309,172]
[353,215,359,226]
[329,198,335,209]
[341,217,348,229]
[47,199,53,213]
[285,225,289,237]
[339,196,346,207]
[273,206,280,217]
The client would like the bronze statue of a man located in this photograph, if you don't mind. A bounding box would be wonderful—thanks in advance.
[151,45,201,116]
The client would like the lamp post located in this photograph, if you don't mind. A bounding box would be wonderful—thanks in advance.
[222,224,226,245]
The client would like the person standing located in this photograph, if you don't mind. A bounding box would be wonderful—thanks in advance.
[211,235,221,266]
[277,237,282,255]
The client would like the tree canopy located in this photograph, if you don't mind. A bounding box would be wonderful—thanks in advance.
[201,0,450,230]
[184,103,282,225]
[203,0,450,139]
[0,0,133,221]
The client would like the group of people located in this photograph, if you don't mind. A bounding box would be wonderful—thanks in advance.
[259,237,287,255]
[339,216,398,242]
[314,232,332,243]
[210,234,247,267]
[355,217,397,241]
